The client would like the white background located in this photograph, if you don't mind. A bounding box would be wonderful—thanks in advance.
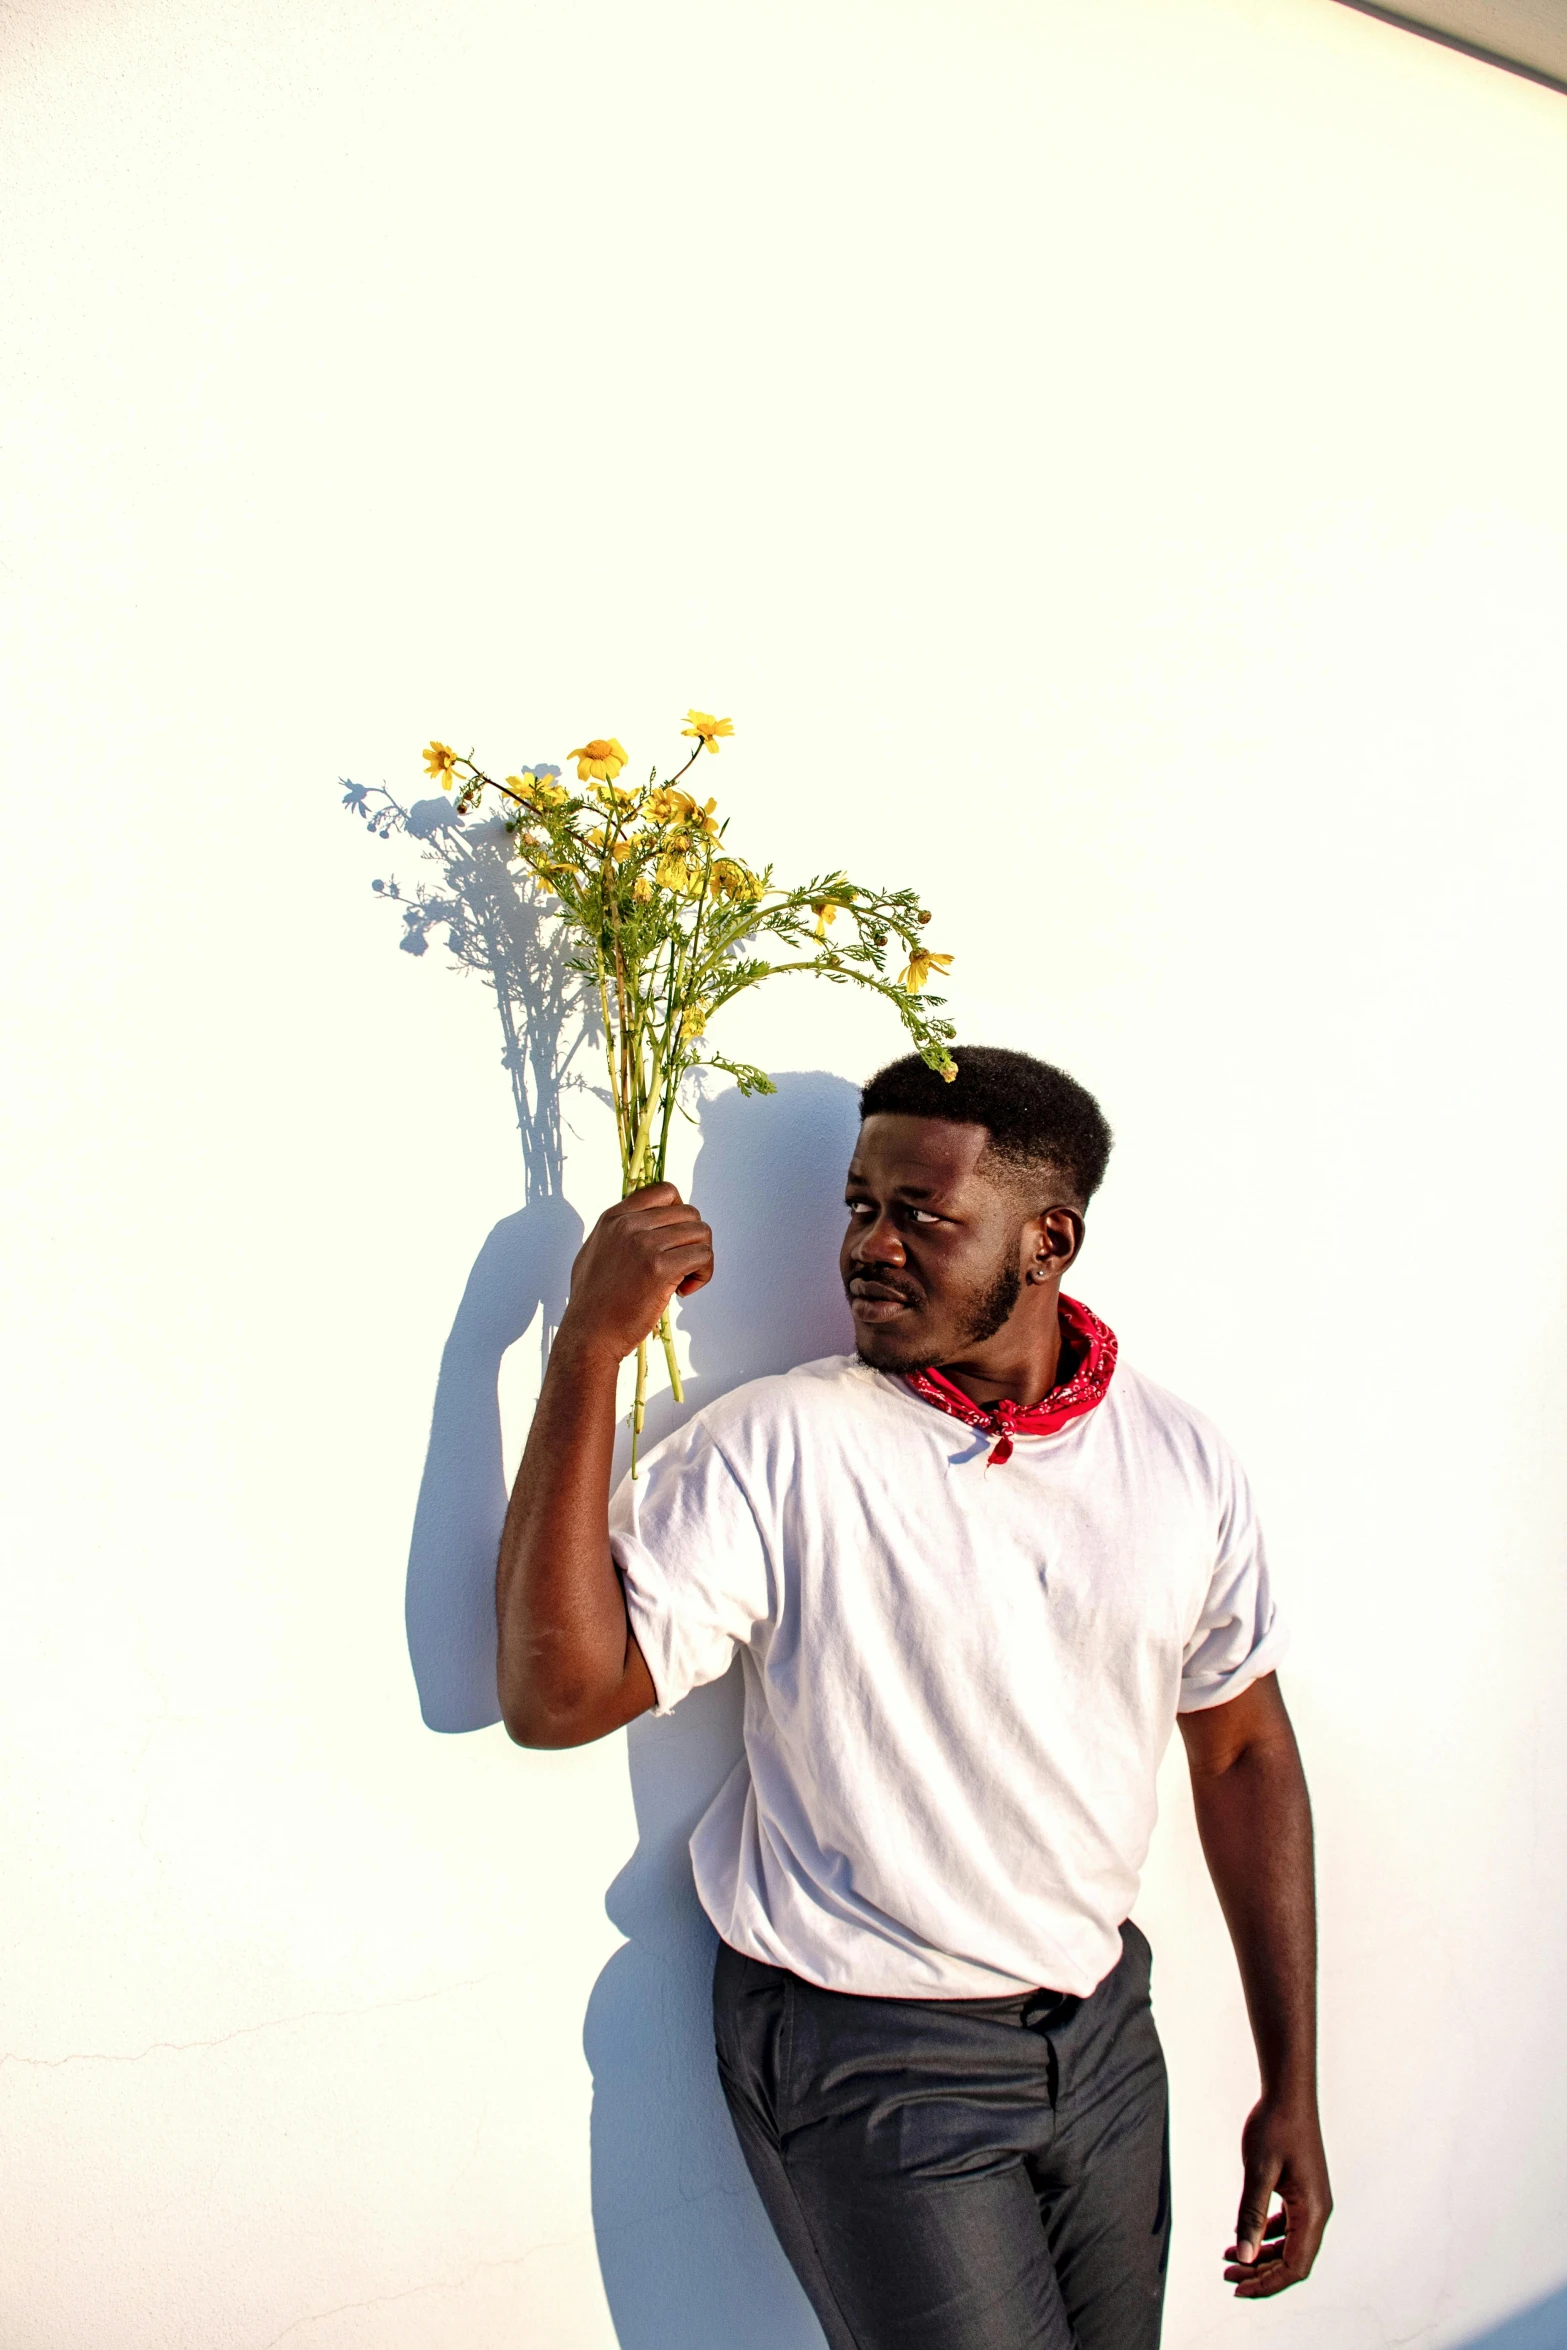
[4,0,1567,2343]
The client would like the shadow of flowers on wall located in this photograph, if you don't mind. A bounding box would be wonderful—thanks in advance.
[345,783,593,1731]
[346,780,856,2346]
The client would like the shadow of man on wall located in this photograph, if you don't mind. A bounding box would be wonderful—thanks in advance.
[584,1070,859,2350]
[352,770,859,2346]
[1455,2282,1567,2349]
[402,1059,856,2343]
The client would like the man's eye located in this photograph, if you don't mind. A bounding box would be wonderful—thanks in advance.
[846,1200,873,1216]
[910,1209,941,1225]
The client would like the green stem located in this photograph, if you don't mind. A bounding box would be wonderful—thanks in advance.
[659,1308,683,1403]
[631,1336,649,1477]
[653,948,684,1186]
[625,1032,665,1184]
[609,903,633,1161]
[666,739,709,788]
[641,844,720,1412]
[597,960,628,1174]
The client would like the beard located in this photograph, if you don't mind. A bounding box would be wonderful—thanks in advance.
[960,1256,1023,1347]
[848,1254,1023,1373]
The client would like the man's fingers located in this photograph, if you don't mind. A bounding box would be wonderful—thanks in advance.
[1224,2220,1287,2276]
[649,1222,712,1263]
[1224,2211,1287,2258]
[1225,2185,1331,2298]
[1221,2227,1287,2265]
[653,1238,713,1282]
[1230,2238,1315,2299]
[1234,2166,1279,2264]
[619,1199,705,1235]
[609,1181,683,1212]
[1230,2268,1294,2299]
[651,1236,714,1301]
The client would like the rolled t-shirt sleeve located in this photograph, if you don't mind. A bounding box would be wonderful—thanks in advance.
[1177,1446,1290,1714]
[610,1413,774,1715]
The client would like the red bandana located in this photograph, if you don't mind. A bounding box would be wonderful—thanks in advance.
[902,1295,1118,1464]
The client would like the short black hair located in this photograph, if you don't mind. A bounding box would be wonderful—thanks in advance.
[859,1045,1113,1208]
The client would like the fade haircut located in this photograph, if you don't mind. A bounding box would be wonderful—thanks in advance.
[859,1046,1114,1210]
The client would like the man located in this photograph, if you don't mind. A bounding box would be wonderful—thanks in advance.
[497,1046,1331,2349]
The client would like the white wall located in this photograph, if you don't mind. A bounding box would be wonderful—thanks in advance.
[4,0,1566,2344]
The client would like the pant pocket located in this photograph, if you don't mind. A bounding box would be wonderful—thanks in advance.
[1120,1917,1154,1987]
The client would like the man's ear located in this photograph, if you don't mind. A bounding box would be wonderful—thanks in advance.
[1022,1207,1083,1284]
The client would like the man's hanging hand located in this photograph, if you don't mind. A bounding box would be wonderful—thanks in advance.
[1225,2093,1332,2298]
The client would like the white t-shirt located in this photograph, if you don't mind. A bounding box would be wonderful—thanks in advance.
[611,1350,1286,1999]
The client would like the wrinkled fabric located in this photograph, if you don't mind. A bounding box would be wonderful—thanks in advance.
[615,1353,1286,1998]
[714,1925,1170,2350]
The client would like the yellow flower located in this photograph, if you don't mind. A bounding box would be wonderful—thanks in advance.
[681,1006,708,1038]
[682,710,734,753]
[568,737,629,784]
[610,839,635,862]
[507,771,569,810]
[632,873,653,903]
[423,740,460,791]
[646,786,719,840]
[811,898,841,940]
[713,859,763,903]
[657,850,700,894]
[646,785,693,825]
[898,948,954,993]
[585,825,609,851]
[591,778,639,810]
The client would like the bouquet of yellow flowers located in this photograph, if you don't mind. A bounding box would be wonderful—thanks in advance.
[415,711,957,1462]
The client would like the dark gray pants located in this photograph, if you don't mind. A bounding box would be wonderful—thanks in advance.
[713,1924,1170,2350]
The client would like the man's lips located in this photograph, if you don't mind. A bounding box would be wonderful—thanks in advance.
[847,1276,922,1323]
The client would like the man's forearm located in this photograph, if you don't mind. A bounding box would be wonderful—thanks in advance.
[1188,1725,1317,2099]
[1180,1675,1331,2290]
[495,1327,629,1745]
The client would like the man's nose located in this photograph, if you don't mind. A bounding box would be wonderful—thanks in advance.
[852,1211,906,1265]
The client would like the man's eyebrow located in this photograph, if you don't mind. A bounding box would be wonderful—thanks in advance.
[844,1176,951,1201]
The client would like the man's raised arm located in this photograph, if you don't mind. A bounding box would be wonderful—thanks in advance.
[495,1182,713,1748]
